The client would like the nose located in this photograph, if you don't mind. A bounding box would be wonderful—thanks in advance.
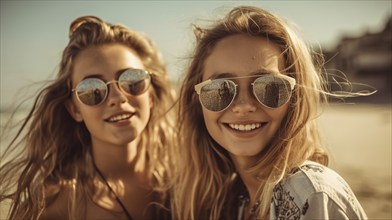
[106,81,127,107]
[231,85,257,115]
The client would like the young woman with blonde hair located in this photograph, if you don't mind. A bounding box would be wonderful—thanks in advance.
[1,16,175,219]
[172,6,367,219]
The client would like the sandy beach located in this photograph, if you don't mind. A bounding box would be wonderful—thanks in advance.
[1,103,391,219]
[318,103,391,219]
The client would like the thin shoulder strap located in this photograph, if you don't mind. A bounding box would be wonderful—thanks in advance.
[93,163,133,220]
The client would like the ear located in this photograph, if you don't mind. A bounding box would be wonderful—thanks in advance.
[65,99,83,122]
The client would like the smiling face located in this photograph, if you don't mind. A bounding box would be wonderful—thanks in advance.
[67,44,152,148]
[201,34,289,164]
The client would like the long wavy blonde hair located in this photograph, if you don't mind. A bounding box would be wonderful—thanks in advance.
[172,6,329,219]
[0,16,175,219]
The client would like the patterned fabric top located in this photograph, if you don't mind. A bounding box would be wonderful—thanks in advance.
[269,160,367,220]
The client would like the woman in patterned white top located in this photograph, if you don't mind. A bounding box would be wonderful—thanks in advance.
[171,5,368,220]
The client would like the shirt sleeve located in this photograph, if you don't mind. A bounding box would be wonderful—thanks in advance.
[302,192,367,220]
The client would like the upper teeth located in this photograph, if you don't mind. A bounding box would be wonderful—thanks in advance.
[108,114,132,122]
[229,123,262,131]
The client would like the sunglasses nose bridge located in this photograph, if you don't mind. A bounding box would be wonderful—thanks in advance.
[106,80,125,92]
[233,81,256,103]
[106,80,118,86]
[231,81,258,112]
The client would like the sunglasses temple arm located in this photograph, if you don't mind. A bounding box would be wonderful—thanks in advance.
[288,77,296,90]
[194,79,212,94]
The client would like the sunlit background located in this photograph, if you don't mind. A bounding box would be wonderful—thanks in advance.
[1,1,391,219]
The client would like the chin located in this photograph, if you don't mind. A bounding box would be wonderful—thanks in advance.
[227,147,264,158]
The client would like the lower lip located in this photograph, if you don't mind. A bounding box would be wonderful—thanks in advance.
[225,123,267,138]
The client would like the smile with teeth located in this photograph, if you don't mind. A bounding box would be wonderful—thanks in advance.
[107,113,132,122]
[228,123,262,131]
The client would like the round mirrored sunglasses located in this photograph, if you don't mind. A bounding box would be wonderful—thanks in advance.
[72,69,151,106]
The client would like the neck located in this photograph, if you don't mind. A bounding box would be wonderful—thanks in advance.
[230,155,264,206]
[92,136,148,179]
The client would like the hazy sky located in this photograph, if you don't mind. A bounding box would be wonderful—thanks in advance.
[1,0,391,109]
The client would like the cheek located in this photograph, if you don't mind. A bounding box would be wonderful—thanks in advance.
[269,104,290,125]
[77,108,103,134]
[201,108,214,125]
[79,107,101,121]
[137,94,153,117]
[202,108,221,135]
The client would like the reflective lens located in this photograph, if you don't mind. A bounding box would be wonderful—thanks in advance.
[253,75,293,108]
[199,79,236,112]
[75,78,107,106]
[195,74,295,111]
[119,69,151,96]
[73,69,151,106]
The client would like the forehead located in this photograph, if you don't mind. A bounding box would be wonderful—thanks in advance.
[72,44,144,82]
[203,34,284,80]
